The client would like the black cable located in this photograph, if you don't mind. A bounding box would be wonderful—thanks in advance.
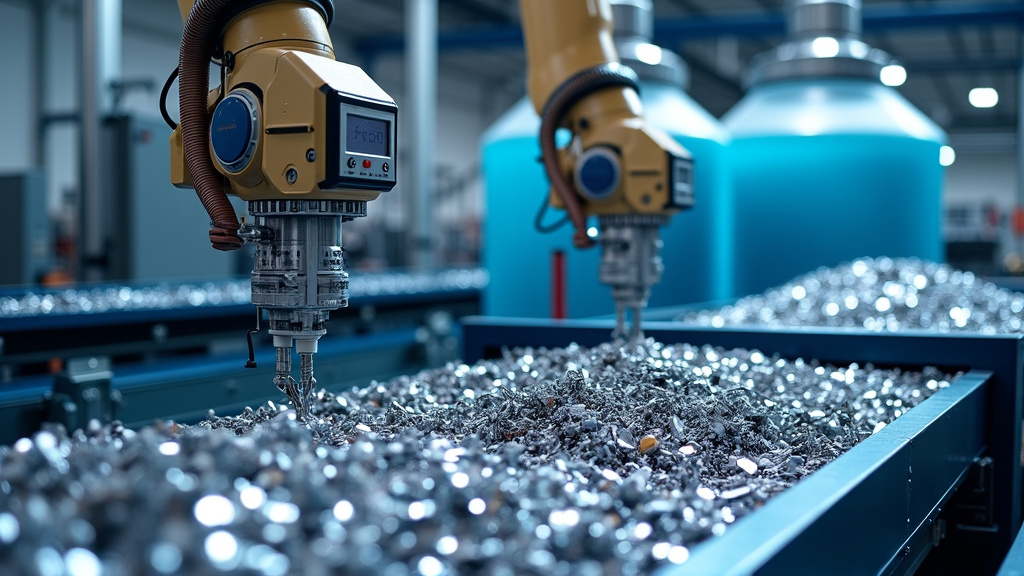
[160,58,223,131]
[533,191,571,233]
[159,66,180,130]
[245,307,260,368]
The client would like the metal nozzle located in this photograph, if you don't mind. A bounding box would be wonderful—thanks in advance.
[299,351,316,408]
[272,341,318,422]
[273,345,302,416]
[598,215,667,341]
[273,345,293,391]
[243,200,361,421]
[613,301,646,341]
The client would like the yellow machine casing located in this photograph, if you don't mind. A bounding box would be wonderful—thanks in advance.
[520,0,691,217]
[170,1,396,203]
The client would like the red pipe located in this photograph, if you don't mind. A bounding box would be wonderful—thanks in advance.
[552,249,567,319]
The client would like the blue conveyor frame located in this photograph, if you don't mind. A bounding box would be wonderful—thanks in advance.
[461,317,1024,575]
[1000,522,1024,575]
[0,328,429,442]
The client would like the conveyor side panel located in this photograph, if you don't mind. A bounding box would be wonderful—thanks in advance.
[461,317,1022,574]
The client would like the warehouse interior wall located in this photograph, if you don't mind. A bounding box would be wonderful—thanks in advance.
[1,0,1020,272]
[0,2,34,173]
[0,0,498,269]
[945,150,1017,210]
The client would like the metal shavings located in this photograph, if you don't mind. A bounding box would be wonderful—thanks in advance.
[0,338,955,575]
[680,256,1024,333]
[0,269,489,318]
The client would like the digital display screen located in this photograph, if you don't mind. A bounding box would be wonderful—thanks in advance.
[347,114,389,156]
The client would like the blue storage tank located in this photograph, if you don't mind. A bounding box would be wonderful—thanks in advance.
[723,0,947,297]
[481,0,731,319]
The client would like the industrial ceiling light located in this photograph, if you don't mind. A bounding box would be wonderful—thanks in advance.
[880,64,906,87]
[810,36,839,58]
[968,87,998,108]
[634,43,663,66]
[939,145,956,167]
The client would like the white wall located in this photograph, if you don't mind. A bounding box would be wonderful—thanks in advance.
[41,2,79,217]
[944,150,1018,210]
[0,2,35,172]
[0,0,495,267]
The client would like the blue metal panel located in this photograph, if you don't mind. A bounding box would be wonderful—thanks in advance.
[0,328,426,442]
[460,317,1024,575]
[654,2,1024,42]
[106,329,423,429]
[112,328,419,389]
[1000,523,1024,576]
[906,59,1022,73]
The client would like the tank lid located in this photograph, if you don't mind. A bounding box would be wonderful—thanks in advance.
[746,0,893,87]
[610,0,653,41]
[609,0,689,88]
[788,0,859,39]
[617,40,689,88]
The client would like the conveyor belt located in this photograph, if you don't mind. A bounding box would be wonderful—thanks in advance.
[0,269,486,379]
[462,316,1024,575]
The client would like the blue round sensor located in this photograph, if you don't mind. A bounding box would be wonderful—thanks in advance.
[211,96,253,165]
[579,154,616,197]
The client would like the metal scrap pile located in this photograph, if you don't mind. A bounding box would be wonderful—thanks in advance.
[680,256,1023,332]
[0,338,954,575]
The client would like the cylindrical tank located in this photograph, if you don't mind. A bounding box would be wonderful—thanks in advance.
[481,0,731,319]
[723,0,946,296]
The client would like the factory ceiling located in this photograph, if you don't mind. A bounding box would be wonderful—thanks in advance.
[104,0,1022,138]
[328,0,1022,138]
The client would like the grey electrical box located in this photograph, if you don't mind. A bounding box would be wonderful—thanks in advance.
[101,116,249,281]
[0,170,53,286]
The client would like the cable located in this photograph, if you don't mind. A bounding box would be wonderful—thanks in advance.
[245,307,261,368]
[539,62,639,249]
[159,66,179,130]
[160,59,222,131]
[533,192,570,233]
[159,58,229,131]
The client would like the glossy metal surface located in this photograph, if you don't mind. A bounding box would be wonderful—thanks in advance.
[461,317,1024,574]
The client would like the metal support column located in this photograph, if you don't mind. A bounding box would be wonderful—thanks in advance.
[1017,35,1024,257]
[79,0,121,281]
[31,0,50,168]
[406,0,437,269]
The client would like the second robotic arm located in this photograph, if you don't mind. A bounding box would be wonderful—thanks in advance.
[520,0,694,338]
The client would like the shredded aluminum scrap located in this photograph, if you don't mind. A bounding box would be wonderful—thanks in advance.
[0,339,954,575]
[0,269,488,319]
[680,256,1024,332]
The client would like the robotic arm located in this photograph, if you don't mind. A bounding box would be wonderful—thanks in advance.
[169,0,397,416]
[520,0,694,338]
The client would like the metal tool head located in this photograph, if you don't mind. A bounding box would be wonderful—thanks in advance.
[597,214,667,339]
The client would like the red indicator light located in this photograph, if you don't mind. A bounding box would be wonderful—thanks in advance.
[362,159,372,168]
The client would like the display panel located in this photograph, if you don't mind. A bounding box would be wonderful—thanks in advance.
[347,114,389,156]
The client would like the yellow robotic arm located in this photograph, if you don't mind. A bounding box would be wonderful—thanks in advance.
[168,0,397,417]
[520,0,694,338]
